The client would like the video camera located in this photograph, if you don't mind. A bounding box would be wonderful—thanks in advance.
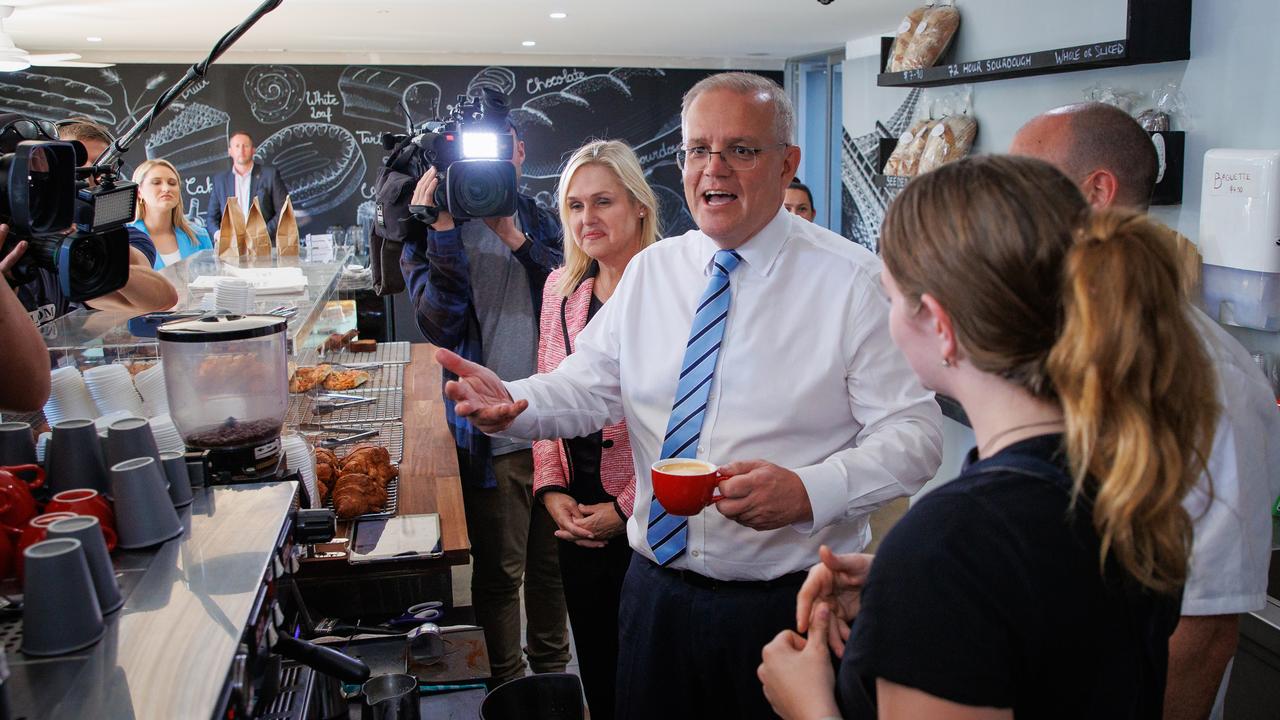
[383,88,519,222]
[0,114,135,302]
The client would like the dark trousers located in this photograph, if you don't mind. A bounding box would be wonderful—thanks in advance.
[560,535,632,720]
[615,555,805,720]
[461,450,570,684]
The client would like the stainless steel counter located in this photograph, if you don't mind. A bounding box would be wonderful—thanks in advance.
[3,481,296,720]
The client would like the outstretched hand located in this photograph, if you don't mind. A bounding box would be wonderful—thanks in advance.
[436,348,527,433]
[796,545,874,657]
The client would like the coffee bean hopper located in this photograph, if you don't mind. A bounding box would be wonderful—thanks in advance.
[157,314,295,485]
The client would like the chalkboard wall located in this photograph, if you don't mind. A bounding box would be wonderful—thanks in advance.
[1,63,782,237]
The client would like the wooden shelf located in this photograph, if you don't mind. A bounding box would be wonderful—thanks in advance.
[877,0,1191,89]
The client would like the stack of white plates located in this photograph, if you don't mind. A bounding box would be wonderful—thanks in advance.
[213,277,256,314]
[133,362,169,418]
[45,367,99,424]
[282,433,319,508]
[147,414,185,455]
[83,364,144,417]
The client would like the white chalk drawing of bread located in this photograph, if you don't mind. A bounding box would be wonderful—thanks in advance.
[466,66,517,98]
[402,81,442,127]
[244,65,306,124]
[144,102,230,177]
[0,74,116,125]
[339,66,429,128]
[254,123,366,214]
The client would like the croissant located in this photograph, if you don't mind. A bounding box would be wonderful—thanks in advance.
[342,445,390,468]
[332,472,388,518]
[315,447,339,467]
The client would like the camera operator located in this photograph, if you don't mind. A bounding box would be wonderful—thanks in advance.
[4,116,178,326]
[0,224,51,413]
[400,119,569,686]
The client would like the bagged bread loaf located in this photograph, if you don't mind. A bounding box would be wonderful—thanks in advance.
[276,196,300,256]
[884,119,936,177]
[917,115,978,175]
[217,197,247,259]
[886,6,929,73]
[898,3,961,71]
[244,198,273,257]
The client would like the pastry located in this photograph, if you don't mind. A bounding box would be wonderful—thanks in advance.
[324,329,359,352]
[331,472,388,518]
[349,339,377,353]
[323,369,371,391]
[315,447,339,467]
[289,364,332,393]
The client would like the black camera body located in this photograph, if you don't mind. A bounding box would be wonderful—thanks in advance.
[1,114,135,303]
[385,89,519,222]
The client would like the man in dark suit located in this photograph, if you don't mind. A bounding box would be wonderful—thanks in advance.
[205,131,289,242]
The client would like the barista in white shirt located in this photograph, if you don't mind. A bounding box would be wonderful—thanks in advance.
[1012,102,1280,720]
[438,72,942,719]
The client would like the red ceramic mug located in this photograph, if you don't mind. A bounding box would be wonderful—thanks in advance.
[0,464,45,528]
[15,511,79,581]
[46,489,118,551]
[651,459,726,516]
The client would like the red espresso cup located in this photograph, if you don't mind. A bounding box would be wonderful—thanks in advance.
[0,464,45,527]
[651,459,726,516]
[15,511,79,580]
[46,488,118,551]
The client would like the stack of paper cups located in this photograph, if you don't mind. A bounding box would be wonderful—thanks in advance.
[146,414,185,456]
[281,433,319,508]
[82,365,144,417]
[133,362,169,418]
[45,368,99,424]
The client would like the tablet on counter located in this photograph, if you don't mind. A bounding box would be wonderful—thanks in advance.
[349,513,444,564]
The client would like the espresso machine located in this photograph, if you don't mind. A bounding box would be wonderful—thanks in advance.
[157,314,295,485]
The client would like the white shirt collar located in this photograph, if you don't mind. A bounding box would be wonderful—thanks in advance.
[697,207,792,279]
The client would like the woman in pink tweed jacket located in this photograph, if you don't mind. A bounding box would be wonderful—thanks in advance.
[533,140,660,720]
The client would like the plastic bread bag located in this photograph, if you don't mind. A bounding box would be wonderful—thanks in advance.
[1082,83,1142,115]
[1138,81,1189,131]
[898,0,961,71]
[917,114,978,175]
[886,5,929,73]
[884,119,936,176]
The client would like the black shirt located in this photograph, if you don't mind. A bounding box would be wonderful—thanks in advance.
[841,434,1181,719]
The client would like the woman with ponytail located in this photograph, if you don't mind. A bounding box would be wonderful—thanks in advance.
[758,155,1218,720]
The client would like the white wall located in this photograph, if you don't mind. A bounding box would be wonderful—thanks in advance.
[844,0,1280,352]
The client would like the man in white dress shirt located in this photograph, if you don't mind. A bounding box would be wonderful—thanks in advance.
[439,72,943,718]
[1012,102,1280,720]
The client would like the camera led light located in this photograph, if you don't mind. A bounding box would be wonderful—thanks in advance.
[462,132,500,160]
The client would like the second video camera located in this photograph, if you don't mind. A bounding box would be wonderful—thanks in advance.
[1,114,136,302]
[388,88,519,221]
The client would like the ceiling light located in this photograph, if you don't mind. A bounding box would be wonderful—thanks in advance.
[549,12,567,19]
[86,36,102,42]
[522,40,536,47]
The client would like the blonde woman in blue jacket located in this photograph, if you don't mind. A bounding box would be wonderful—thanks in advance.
[132,159,212,269]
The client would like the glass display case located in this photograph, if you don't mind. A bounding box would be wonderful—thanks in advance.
[39,248,351,367]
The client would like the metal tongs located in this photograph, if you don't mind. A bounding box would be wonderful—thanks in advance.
[311,394,376,415]
[298,424,380,449]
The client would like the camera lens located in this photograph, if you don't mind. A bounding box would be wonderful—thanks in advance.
[449,161,516,218]
[26,146,59,228]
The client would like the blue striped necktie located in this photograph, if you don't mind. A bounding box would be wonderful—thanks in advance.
[647,248,742,566]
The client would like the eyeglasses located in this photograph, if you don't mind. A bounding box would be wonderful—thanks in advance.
[676,142,789,172]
